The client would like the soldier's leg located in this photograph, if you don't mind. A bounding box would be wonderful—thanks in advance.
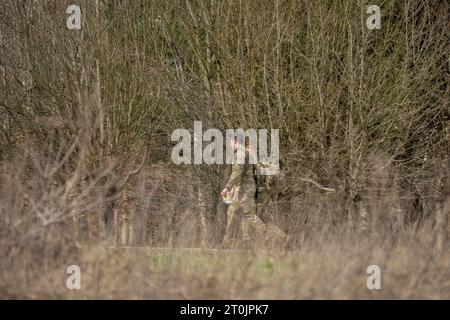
[239,187,257,248]
[222,204,241,248]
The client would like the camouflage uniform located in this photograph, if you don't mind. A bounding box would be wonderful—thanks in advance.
[222,151,258,248]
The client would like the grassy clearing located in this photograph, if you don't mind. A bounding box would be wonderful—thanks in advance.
[4,231,448,299]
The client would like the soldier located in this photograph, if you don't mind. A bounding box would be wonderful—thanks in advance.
[221,137,259,249]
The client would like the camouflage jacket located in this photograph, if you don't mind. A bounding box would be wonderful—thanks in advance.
[225,151,256,191]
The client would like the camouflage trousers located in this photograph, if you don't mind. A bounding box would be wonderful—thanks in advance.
[222,184,258,249]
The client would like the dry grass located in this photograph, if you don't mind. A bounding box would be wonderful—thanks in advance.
[2,227,449,299]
